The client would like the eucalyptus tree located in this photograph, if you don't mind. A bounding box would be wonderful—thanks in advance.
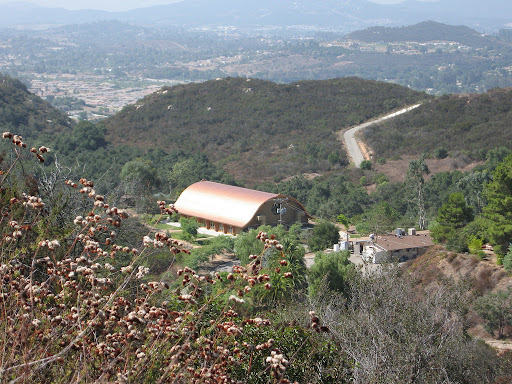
[406,155,430,229]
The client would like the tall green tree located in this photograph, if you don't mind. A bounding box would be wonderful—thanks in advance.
[483,153,512,256]
[432,192,473,243]
[120,157,160,194]
[456,171,492,214]
[406,155,430,229]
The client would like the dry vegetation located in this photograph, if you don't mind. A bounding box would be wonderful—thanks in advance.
[405,246,512,349]
[0,132,336,383]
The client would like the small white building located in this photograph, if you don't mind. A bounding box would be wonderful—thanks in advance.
[359,231,434,264]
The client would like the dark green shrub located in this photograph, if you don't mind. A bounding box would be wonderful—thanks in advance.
[360,160,372,170]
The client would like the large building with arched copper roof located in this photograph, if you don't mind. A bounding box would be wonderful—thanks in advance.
[174,181,311,235]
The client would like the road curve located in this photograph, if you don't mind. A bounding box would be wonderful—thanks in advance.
[341,104,421,167]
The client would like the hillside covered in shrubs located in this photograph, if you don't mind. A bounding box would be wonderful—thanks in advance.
[363,87,512,160]
[102,77,428,183]
[0,75,72,141]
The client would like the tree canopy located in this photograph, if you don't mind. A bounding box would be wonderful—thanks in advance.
[483,153,512,255]
[308,250,354,298]
[432,192,474,243]
[308,221,339,252]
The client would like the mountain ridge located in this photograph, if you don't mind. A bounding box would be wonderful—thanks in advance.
[1,0,511,31]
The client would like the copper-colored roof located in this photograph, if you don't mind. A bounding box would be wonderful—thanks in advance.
[373,233,434,251]
[174,181,280,228]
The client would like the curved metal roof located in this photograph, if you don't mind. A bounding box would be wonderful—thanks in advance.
[174,181,280,228]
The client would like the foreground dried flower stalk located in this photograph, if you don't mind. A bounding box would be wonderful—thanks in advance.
[0,132,311,383]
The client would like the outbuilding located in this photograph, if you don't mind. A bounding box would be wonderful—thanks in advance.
[174,181,310,235]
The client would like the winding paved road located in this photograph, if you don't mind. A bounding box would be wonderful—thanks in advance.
[341,104,421,167]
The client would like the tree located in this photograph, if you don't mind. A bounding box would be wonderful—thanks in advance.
[120,157,160,194]
[434,146,448,159]
[360,160,372,170]
[234,225,287,265]
[485,146,511,172]
[168,154,236,197]
[456,171,492,214]
[308,221,339,252]
[72,121,106,150]
[432,192,473,243]
[364,201,400,234]
[483,153,512,256]
[406,155,430,229]
[474,288,512,339]
[337,214,350,231]
[179,216,199,241]
[468,237,484,256]
[308,250,354,298]
[251,236,308,306]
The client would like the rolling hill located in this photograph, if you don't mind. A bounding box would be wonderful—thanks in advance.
[102,77,427,184]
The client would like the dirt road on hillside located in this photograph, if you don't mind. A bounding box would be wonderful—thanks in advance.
[341,104,421,167]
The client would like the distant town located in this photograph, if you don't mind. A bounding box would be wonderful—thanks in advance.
[1,21,512,119]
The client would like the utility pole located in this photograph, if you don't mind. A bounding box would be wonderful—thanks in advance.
[273,198,288,225]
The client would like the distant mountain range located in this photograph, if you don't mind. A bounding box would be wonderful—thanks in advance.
[1,0,511,32]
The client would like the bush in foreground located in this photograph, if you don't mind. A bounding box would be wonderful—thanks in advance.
[0,132,348,383]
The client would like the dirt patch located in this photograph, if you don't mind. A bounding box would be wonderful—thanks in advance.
[372,156,484,183]
[282,172,323,182]
[197,252,240,274]
[357,140,373,161]
[406,248,511,292]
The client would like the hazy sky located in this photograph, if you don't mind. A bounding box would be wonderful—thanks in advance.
[0,0,415,12]
[2,0,183,11]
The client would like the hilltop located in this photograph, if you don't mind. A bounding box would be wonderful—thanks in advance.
[345,21,498,48]
[363,88,512,159]
[102,77,427,184]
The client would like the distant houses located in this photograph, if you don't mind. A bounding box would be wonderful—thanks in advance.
[174,181,310,235]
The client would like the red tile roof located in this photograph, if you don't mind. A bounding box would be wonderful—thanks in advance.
[174,181,280,228]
